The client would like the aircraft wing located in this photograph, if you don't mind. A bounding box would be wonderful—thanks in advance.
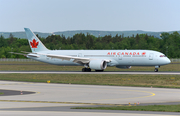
[33,53,111,64]
[10,52,111,64]
[46,54,90,64]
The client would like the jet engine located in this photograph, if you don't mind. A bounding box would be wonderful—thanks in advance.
[89,60,107,70]
[116,66,131,69]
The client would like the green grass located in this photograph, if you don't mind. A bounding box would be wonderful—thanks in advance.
[0,62,179,112]
[0,74,180,88]
[0,61,179,71]
[0,61,180,88]
[0,92,4,95]
[72,105,180,112]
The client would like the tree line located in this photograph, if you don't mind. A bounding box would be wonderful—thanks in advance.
[0,32,180,58]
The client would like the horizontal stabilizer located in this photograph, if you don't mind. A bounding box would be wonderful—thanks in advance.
[21,51,37,54]
[9,52,40,58]
[9,52,27,56]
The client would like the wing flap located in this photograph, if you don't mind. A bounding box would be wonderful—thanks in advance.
[73,59,89,64]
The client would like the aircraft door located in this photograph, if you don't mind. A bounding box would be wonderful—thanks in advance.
[149,53,153,60]
[118,55,122,60]
[78,53,82,57]
[46,53,50,60]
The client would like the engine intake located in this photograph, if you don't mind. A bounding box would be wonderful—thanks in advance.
[89,60,107,70]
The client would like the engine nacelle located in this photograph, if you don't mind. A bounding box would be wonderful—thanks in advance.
[116,66,131,69]
[89,60,107,70]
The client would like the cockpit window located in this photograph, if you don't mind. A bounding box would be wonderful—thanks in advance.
[160,55,166,57]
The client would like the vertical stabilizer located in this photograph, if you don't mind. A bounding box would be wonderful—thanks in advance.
[24,28,49,53]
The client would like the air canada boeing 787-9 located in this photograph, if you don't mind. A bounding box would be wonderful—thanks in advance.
[12,28,171,72]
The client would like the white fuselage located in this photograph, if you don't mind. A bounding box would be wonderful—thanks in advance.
[28,50,171,67]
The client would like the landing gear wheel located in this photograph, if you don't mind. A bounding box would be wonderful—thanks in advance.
[154,68,158,72]
[82,68,86,72]
[82,68,91,72]
[87,68,91,72]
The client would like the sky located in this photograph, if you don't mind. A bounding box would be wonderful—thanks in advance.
[0,0,180,32]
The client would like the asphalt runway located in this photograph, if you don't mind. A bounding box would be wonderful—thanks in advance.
[0,89,35,96]
[0,71,180,75]
[0,81,180,115]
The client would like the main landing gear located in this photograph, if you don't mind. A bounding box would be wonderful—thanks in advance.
[82,68,91,72]
[82,68,104,72]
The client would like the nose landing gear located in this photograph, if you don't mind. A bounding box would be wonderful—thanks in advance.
[154,68,158,72]
[154,66,160,72]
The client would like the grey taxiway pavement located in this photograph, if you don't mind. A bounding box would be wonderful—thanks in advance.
[0,71,180,75]
[0,81,180,116]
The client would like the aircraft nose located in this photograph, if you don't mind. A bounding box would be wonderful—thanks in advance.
[166,58,171,64]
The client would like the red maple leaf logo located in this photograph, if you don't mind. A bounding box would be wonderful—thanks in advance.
[30,39,39,48]
[142,52,146,55]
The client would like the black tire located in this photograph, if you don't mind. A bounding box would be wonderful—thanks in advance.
[154,68,158,72]
[82,68,85,72]
[82,68,91,72]
[87,68,91,72]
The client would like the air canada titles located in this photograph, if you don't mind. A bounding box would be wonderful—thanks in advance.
[107,52,146,57]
